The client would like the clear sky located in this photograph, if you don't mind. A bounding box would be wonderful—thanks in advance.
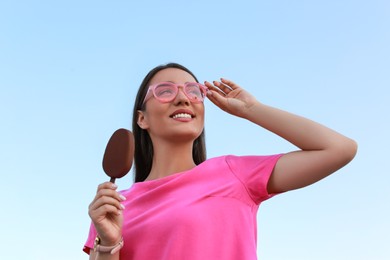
[1,0,389,259]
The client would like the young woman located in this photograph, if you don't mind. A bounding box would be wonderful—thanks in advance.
[84,63,357,259]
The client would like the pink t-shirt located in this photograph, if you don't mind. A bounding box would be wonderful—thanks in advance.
[84,154,283,259]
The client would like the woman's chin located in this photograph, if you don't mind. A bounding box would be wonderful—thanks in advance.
[164,129,202,143]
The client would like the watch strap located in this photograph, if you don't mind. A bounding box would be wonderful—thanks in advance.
[94,237,124,255]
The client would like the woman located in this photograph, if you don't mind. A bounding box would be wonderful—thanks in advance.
[84,63,357,259]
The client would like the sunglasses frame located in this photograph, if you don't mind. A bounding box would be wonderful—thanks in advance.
[142,82,208,105]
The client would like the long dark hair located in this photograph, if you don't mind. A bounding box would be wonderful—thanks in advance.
[132,63,207,182]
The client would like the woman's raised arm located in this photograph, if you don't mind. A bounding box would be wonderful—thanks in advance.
[205,78,357,193]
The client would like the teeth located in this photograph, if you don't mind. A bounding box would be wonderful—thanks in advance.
[172,113,192,119]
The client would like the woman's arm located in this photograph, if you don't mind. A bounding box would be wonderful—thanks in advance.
[244,102,357,193]
[205,79,357,193]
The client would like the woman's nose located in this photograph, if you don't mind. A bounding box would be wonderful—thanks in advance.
[173,86,190,105]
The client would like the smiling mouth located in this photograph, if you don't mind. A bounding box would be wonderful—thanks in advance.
[171,113,194,119]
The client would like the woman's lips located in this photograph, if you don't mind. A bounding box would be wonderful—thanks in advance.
[170,109,195,118]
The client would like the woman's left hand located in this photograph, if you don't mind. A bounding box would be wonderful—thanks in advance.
[204,78,258,119]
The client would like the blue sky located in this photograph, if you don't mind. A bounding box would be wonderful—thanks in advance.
[1,0,389,259]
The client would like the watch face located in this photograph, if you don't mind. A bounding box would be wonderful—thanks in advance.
[93,237,100,250]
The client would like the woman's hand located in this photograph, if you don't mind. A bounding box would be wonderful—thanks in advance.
[204,78,258,119]
[88,182,125,246]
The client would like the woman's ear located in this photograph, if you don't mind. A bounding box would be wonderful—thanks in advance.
[137,110,149,129]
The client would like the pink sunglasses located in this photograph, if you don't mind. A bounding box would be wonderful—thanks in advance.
[142,82,208,105]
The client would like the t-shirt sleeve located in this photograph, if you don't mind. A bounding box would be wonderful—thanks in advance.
[226,154,284,204]
[83,222,97,255]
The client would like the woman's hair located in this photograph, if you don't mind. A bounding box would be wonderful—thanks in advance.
[132,63,207,182]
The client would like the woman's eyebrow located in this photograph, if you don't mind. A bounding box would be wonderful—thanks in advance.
[165,81,193,84]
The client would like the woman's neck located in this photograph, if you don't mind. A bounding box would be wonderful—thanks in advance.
[145,140,196,181]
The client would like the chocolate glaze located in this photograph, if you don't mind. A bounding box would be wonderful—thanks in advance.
[102,128,134,183]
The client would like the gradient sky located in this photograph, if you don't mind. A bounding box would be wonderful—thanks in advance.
[1,1,389,259]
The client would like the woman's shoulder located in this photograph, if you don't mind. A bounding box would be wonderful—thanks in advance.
[205,154,283,163]
[204,154,284,173]
[200,155,235,168]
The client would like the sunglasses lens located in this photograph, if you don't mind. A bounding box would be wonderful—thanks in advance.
[185,84,204,102]
[155,83,177,101]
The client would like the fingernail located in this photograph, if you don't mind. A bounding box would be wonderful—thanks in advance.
[120,204,126,210]
[111,184,118,189]
[119,194,126,201]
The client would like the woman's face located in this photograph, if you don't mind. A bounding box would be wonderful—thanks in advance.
[137,68,205,144]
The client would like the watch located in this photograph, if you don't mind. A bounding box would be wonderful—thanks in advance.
[93,236,124,254]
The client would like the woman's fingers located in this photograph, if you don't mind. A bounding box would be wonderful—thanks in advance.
[96,181,118,193]
[89,182,126,217]
[220,78,239,89]
[204,81,225,95]
[205,78,240,98]
[213,80,232,94]
[90,195,125,212]
[90,203,123,219]
[91,182,124,203]
[96,187,126,203]
[204,80,228,101]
